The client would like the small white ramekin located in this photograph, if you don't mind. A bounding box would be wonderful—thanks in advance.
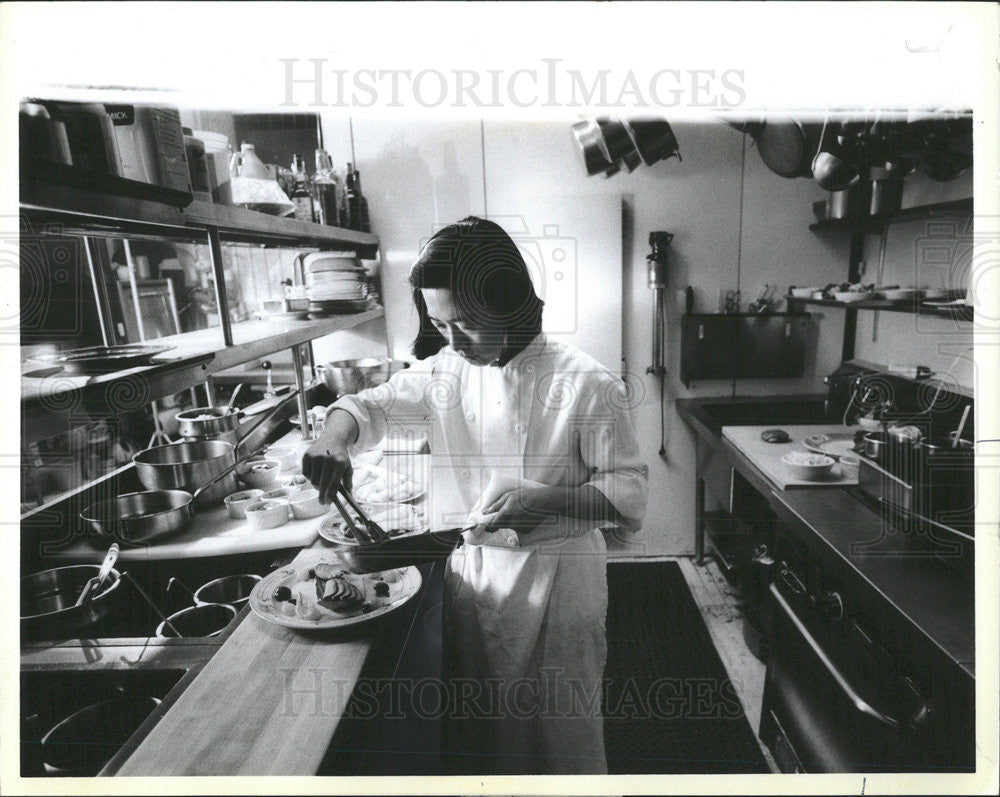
[244,499,290,530]
[289,488,327,520]
[224,489,265,520]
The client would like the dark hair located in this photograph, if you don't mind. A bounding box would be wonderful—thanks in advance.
[408,216,544,363]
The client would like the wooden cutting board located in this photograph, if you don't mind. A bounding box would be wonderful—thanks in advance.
[722,424,861,491]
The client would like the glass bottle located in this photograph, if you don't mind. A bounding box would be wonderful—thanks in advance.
[312,149,341,227]
[289,154,315,223]
[345,163,370,232]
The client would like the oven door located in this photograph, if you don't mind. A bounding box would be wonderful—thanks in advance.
[760,578,932,773]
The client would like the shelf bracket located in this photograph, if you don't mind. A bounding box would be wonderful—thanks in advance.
[291,344,312,441]
[205,225,234,347]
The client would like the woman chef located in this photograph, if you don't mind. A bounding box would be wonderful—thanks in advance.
[303,216,648,775]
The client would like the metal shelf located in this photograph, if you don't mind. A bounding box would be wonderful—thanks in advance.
[183,201,379,255]
[19,174,385,445]
[808,197,973,233]
[787,296,973,323]
[21,308,384,445]
[21,181,380,254]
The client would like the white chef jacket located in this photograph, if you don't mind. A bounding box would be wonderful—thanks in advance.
[332,333,648,774]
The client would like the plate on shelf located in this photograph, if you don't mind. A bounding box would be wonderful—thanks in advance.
[307,299,372,316]
[803,433,858,459]
[831,291,873,303]
[318,502,430,546]
[879,288,919,302]
[249,562,421,630]
[29,344,176,374]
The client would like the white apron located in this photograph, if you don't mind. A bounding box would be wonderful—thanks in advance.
[332,334,648,774]
[440,376,609,776]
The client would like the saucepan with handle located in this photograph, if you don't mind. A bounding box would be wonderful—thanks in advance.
[80,456,246,545]
[133,387,300,507]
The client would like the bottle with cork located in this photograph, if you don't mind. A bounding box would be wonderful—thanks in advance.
[345,162,370,233]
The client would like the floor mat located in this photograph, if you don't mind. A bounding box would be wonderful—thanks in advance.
[604,560,770,774]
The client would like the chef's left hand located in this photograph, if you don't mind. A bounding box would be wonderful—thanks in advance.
[479,486,568,535]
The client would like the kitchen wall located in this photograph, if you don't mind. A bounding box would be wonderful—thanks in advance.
[313,116,972,555]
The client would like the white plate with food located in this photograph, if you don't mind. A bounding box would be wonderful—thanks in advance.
[318,502,430,546]
[780,451,836,481]
[351,463,424,503]
[249,561,421,630]
[803,433,858,459]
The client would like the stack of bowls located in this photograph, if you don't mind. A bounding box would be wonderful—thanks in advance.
[303,254,369,316]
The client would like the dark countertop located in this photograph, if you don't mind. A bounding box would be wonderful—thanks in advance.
[772,489,974,679]
[677,395,975,681]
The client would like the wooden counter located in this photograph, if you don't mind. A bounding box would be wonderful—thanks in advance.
[115,451,445,776]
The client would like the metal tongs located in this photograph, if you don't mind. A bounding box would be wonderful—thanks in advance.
[330,483,390,544]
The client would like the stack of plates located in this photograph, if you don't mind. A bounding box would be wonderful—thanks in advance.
[304,255,370,315]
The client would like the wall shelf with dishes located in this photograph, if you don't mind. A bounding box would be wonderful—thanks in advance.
[786,292,973,323]
[807,197,973,233]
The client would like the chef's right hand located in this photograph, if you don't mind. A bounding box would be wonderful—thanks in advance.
[302,439,353,505]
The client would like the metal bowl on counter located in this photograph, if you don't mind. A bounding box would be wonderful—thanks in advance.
[175,406,242,442]
[21,564,123,640]
[156,602,238,638]
[133,440,238,506]
[193,574,261,608]
[316,357,408,397]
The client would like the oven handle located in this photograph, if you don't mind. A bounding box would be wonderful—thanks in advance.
[769,581,930,735]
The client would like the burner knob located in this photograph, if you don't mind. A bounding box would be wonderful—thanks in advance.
[818,590,844,621]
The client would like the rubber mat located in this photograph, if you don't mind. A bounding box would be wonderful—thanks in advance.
[604,560,770,774]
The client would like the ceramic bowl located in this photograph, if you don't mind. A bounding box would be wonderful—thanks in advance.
[781,451,836,481]
[264,446,299,471]
[789,286,820,299]
[279,474,310,491]
[261,486,299,503]
[244,499,289,530]
[224,489,265,520]
[288,488,327,519]
[838,453,861,480]
[237,459,281,489]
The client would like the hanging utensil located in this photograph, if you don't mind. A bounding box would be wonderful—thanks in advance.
[122,571,182,637]
[225,383,245,412]
[756,116,812,178]
[74,543,119,607]
[952,404,971,449]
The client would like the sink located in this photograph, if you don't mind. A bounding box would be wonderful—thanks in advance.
[22,548,288,643]
[696,398,828,432]
[21,668,187,777]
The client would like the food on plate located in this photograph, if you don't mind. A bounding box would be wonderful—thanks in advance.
[351,466,420,503]
[269,562,409,620]
[783,451,835,466]
[324,502,427,542]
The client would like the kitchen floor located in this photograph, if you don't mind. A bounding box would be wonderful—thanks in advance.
[611,554,779,774]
